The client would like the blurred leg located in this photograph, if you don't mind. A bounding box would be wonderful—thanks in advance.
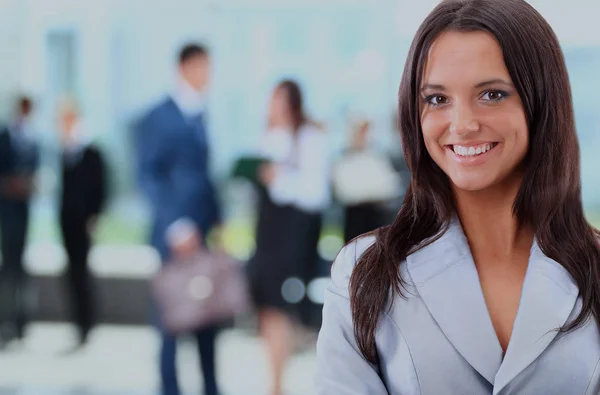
[13,212,27,339]
[0,216,19,340]
[62,218,94,343]
[0,209,28,339]
[160,330,180,395]
[260,308,293,395]
[196,325,220,395]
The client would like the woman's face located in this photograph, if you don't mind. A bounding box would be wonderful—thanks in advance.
[420,30,529,193]
[269,87,292,128]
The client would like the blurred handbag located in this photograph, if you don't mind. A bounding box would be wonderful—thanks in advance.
[152,249,252,334]
[332,150,403,205]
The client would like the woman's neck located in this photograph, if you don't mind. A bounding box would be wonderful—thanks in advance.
[453,177,534,264]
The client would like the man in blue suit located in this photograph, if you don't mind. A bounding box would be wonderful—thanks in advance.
[135,44,222,395]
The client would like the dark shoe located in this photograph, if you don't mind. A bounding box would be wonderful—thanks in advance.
[0,323,21,350]
[60,341,87,355]
[59,332,90,355]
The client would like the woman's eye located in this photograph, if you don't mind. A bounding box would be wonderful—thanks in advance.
[481,90,507,102]
[426,95,449,106]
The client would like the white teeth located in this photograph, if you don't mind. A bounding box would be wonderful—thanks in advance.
[453,143,496,157]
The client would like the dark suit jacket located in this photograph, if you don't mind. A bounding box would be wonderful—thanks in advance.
[0,126,40,206]
[134,97,221,259]
[60,144,107,222]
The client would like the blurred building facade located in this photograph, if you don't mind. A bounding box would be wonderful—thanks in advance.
[0,0,597,241]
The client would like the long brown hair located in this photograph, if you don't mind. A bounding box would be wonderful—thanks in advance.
[276,79,308,133]
[350,0,600,364]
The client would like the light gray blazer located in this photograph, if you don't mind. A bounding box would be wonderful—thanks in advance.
[315,219,600,395]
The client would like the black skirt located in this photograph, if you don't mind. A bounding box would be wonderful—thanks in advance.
[343,202,389,243]
[246,187,322,320]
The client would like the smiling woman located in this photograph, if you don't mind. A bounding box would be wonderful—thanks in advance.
[315,0,600,394]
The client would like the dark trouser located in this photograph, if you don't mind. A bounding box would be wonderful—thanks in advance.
[160,325,220,395]
[153,223,219,395]
[60,214,94,340]
[0,202,29,339]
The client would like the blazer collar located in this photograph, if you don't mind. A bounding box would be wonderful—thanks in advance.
[406,217,578,389]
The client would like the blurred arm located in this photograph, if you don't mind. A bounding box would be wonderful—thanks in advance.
[268,127,330,212]
[135,117,171,214]
[204,150,222,228]
[0,135,39,200]
[88,147,108,216]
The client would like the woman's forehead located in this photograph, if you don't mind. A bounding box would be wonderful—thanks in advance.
[422,31,511,88]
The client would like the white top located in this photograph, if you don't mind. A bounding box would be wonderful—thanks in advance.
[260,124,330,213]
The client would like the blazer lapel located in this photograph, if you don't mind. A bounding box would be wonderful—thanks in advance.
[406,218,503,385]
[492,240,579,394]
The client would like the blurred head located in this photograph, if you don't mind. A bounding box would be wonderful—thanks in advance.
[15,96,33,121]
[269,79,306,132]
[57,96,81,144]
[178,43,211,92]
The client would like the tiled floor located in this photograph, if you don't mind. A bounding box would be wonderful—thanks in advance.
[0,323,316,395]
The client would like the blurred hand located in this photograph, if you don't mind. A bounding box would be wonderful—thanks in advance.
[2,176,33,199]
[171,229,202,261]
[259,163,278,186]
[209,225,226,254]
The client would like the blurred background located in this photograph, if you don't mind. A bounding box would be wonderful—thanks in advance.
[0,0,598,394]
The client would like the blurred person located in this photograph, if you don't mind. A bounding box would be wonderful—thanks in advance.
[57,97,107,350]
[135,43,222,395]
[0,96,40,345]
[316,0,600,394]
[247,79,330,395]
[332,119,402,243]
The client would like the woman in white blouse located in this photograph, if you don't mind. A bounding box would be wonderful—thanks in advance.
[247,79,329,395]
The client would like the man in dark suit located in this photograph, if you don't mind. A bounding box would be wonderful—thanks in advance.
[0,96,40,344]
[134,43,222,395]
[57,98,107,350]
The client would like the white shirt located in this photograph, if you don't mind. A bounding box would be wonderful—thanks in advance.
[171,77,205,118]
[260,124,330,213]
[62,120,91,154]
[164,77,208,245]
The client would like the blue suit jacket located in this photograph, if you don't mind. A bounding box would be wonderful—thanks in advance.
[316,218,600,395]
[135,97,221,259]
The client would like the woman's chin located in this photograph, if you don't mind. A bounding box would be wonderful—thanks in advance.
[450,177,493,193]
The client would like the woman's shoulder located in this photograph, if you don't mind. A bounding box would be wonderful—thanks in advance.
[330,235,377,293]
[298,122,329,155]
[299,121,326,136]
